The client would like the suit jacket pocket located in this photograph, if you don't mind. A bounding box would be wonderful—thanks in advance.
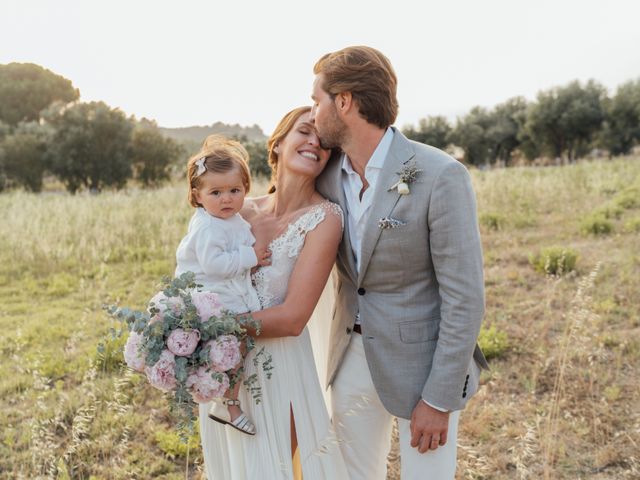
[399,319,439,344]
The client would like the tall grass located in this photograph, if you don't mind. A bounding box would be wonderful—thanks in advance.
[1,159,639,479]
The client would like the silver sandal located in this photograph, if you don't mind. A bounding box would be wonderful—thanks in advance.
[208,398,256,436]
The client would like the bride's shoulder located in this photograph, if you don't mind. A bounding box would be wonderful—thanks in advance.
[313,197,343,222]
[304,197,343,233]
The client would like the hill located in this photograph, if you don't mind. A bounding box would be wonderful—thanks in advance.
[159,122,267,154]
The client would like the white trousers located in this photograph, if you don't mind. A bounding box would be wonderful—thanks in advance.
[331,334,460,480]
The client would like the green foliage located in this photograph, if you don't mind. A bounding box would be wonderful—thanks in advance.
[525,80,606,161]
[130,122,183,187]
[478,325,509,360]
[242,138,270,179]
[480,212,506,231]
[598,79,640,156]
[0,63,79,126]
[580,214,614,235]
[487,97,528,165]
[450,106,494,165]
[613,185,640,209]
[592,203,624,220]
[46,101,134,193]
[529,246,578,275]
[154,427,200,458]
[623,217,640,233]
[402,115,452,149]
[95,328,127,373]
[0,121,51,192]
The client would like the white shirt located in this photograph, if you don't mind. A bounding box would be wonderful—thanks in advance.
[341,127,394,271]
[175,208,261,313]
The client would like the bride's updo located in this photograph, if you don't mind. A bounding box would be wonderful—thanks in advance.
[266,106,312,194]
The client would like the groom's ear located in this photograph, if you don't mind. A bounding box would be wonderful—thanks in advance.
[335,92,353,114]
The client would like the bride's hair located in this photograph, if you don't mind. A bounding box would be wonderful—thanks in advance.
[266,106,312,194]
[186,135,251,207]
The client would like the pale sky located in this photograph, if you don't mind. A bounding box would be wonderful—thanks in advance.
[2,0,639,134]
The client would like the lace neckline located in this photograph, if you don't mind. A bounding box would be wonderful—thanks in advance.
[266,200,332,250]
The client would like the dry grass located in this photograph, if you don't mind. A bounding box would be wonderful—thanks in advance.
[1,159,639,479]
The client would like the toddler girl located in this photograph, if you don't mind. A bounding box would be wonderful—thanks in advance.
[175,135,269,436]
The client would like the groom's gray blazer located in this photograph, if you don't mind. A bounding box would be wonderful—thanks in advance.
[316,128,489,419]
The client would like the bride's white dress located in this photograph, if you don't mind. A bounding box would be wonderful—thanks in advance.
[198,201,348,480]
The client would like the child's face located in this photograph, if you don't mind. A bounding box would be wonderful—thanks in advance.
[193,168,246,219]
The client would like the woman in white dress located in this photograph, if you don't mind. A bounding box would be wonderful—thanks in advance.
[198,106,349,479]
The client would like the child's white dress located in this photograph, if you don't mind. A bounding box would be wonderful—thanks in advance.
[175,207,260,313]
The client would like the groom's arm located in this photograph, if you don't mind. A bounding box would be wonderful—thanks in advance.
[410,160,485,452]
[423,160,485,409]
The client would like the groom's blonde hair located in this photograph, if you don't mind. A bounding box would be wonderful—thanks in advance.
[314,46,398,129]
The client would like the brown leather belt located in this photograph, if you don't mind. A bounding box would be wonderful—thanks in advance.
[353,324,362,334]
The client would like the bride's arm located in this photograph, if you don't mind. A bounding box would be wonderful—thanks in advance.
[247,211,342,338]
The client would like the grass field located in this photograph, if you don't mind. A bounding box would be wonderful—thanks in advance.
[1,157,639,479]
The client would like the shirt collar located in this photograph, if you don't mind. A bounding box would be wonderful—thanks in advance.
[341,127,394,174]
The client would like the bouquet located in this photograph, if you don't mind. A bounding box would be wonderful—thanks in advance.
[107,272,272,432]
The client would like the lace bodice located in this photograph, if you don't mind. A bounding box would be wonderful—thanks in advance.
[252,201,343,309]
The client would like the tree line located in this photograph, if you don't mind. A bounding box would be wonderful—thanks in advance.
[0,63,183,193]
[1,62,639,193]
[402,79,640,166]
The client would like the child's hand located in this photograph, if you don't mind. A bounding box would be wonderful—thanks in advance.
[254,246,271,267]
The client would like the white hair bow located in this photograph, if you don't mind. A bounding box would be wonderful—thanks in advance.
[195,157,207,176]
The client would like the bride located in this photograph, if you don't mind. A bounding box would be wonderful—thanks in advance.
[198,106,349,479]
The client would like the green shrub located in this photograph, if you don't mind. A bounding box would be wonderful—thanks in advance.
[480,212,506,231]
[623,217,640,233]
[529,246,578,275]
[580,215,613,235]
[613,185,640,209]
[154,428,200,458]
[593,203,624,219]
[478,325,509,360]
[94,328,127,373]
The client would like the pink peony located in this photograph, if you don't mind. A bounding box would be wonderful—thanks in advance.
[206,335,242,372]
[123,331,146,372]
[166,328,200,357]
[186,366,229,403]
[145,349,177,392]
[148,291,185,319]
[191,290,223,323]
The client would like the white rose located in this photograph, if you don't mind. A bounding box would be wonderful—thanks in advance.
[397,182,410,195]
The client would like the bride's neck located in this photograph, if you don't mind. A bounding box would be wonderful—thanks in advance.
[270,174,317,216]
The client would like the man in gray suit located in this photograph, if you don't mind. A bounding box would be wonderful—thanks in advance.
[312,46,489,479]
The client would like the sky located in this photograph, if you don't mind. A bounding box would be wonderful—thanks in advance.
[2,0,639,135]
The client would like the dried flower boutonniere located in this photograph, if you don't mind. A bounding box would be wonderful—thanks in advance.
[388,162,422,195]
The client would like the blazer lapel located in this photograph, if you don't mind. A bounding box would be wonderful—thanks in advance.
[357,130,416,286]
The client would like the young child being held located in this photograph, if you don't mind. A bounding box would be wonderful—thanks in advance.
[175,135,270,436]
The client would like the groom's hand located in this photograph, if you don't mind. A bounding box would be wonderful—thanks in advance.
[410,400,449,453]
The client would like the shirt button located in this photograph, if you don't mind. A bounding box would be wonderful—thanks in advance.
[357,288,366,296]
[346,327,352,334]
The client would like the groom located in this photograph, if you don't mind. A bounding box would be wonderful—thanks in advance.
[313,46,489,479]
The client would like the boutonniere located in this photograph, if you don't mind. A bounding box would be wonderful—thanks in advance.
[388,162,422,195]
[378,217,407,230]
